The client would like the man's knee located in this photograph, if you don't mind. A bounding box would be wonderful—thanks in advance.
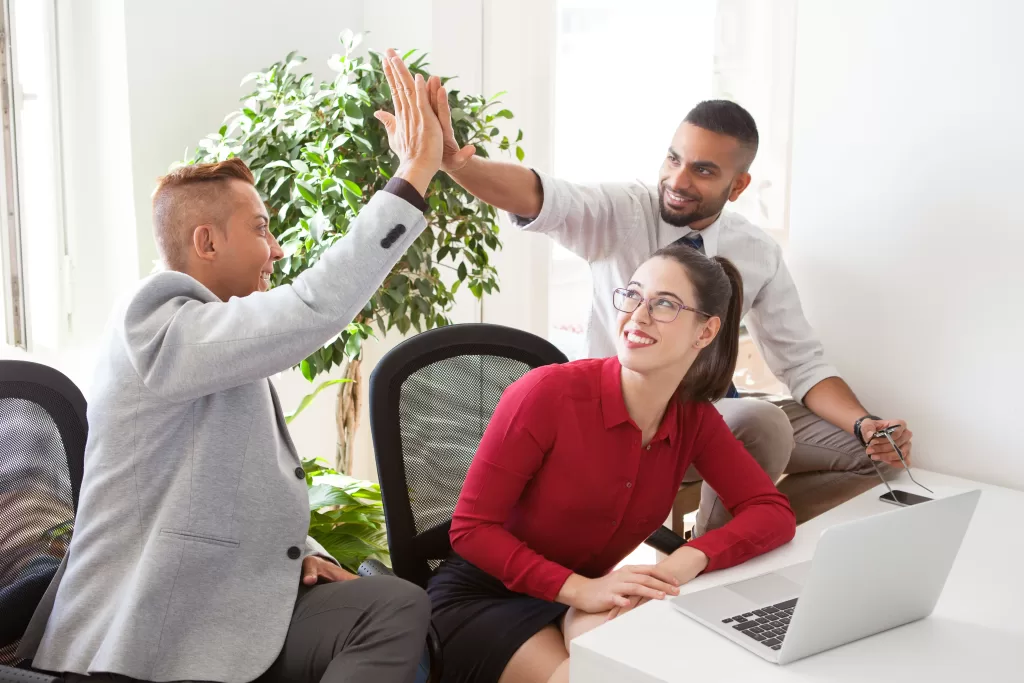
[718,399,794,478]
[364,576,431,633]
[312,575,429,642]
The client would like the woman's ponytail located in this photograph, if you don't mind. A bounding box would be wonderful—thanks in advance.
[650,244,744,403]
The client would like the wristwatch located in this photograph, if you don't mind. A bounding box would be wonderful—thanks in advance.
[854,414,881,446]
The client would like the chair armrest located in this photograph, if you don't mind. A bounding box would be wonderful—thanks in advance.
[356,560,443,683]
[643,525,686,555]
[0,665,60,683]
[357,558,394,577]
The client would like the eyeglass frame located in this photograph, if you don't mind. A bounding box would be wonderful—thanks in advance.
[611,287,713,323]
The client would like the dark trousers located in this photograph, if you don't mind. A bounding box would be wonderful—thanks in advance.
[66,575,430,683]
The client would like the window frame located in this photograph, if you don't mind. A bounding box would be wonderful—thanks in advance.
[0,0,26,349]
[0,0,68,352]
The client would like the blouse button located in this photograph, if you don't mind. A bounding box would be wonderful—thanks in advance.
[626,481,632,489]
[646,444,652,451]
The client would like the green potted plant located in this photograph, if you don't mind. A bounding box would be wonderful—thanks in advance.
[185,31,520,569]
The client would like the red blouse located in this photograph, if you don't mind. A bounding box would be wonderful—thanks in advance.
[449,357,796,601]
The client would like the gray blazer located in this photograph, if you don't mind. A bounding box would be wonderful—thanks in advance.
[18,189,426,682]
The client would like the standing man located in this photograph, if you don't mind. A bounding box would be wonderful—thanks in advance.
[427,78,911,530]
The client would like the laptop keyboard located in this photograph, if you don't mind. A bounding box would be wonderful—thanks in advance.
[721,598,798,651]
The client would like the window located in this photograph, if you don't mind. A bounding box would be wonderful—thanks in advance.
[549,0,793,394]
[549,0,717,360]
[0,0,67,352]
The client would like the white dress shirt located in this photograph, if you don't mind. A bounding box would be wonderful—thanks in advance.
[511,170,839,403]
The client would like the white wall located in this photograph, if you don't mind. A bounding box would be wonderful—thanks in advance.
[480,0,554,338]
[789,0,1024,490]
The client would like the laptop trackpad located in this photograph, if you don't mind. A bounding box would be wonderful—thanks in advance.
[726,572,803,605]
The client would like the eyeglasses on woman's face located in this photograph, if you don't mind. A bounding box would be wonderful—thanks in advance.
[612,287,711,323]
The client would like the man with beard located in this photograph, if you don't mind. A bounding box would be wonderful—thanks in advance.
[427,89,912,531]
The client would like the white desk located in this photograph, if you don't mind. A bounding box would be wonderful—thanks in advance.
[572,470,1024,681]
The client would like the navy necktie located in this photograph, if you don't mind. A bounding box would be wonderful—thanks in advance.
[674,232,705,253]
[669,232,739,399]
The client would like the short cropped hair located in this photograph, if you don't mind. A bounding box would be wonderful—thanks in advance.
[683,100,759,169]
[152,158,255,270]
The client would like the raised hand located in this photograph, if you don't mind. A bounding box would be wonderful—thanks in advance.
[425,74,477,173]
[373,48,444,195]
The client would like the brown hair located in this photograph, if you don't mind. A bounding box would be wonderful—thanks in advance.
[649,244,744,403]
[152,158,256,270]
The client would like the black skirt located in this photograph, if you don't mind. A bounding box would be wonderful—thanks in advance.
[427,555,569,683]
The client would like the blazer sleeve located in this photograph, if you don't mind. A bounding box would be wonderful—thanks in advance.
[122,189,426,402]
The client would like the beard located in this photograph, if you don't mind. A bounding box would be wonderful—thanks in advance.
[658,182,732,228]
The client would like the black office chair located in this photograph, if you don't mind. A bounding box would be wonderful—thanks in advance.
[366,324,687,678]
[0,360,86,683]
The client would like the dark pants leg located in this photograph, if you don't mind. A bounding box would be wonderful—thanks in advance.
[65,575,430,683]
[260,576,430,683]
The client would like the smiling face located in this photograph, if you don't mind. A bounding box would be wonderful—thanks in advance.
[209,179,283,298]
[153,159,283,301]
[614,255,722,378]
[657,122,753,230]
[184,179,284,301]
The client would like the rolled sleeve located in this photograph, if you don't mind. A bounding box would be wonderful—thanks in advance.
[506,169,641,262]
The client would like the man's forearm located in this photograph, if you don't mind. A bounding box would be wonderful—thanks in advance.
[802,376,869,435]
[448,155,543,219]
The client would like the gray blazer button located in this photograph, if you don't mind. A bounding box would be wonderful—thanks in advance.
[287,546,301,560]
[294,466,305,479]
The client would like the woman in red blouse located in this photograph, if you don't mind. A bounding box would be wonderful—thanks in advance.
[427,245,796,683]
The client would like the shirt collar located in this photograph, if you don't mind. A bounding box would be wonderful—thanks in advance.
[600,356,680,446]
[660,211,725,258]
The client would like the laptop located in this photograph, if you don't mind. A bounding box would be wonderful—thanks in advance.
[670,489,981,665]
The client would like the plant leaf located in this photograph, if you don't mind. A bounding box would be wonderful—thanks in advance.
[342,187,361,214]
[286,378,351,423]
[307,483,361,510]
[309,209,329,243]
[340,179,363,197]
[296,181,317,205]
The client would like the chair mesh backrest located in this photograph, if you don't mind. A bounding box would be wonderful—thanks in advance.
[0,379,83,651]
[398,355,533,537]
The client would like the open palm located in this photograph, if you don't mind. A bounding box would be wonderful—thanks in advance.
[426,74,477,173]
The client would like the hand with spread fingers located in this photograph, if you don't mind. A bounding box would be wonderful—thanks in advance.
[372,48,444,196]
